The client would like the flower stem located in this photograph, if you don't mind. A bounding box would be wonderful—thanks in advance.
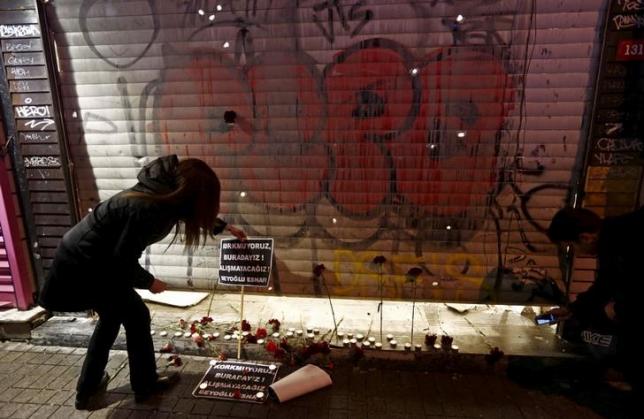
[321,275,339,342]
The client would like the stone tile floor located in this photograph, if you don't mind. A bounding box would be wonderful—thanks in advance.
[0,340,632,419]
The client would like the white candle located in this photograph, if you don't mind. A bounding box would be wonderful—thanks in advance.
[433,343,441,350]
[313,329,320,335]
[160,331,168,337]
[224,335,232,341]
[307,328,313,333]
[390,339,398,348]
[356,334,364,342]
[368,337,376,343]
[342,339,350,347]
[296,330,303,336]
[451,344,459,352]
[288,328,295,332]
[183,332,191,338]
[307,333,315,339]
[350,338,357,345]
[414,344,422,352]
[337,332,345,339]
[212,332,220,339]
[203,333,211,340]
[199,382,208,389]
[375,342,382,350]
[256,391,264,399]
[404,343,412,351]
[272,332,280,338]
[174,331,183,338]
[347,332,354,339]
[257,339,265,345]
[150,330,156,335]
[242,331,250,337]
[386,334,394,341]
[286,331,294,338]
[209,359,218,366]
[362,341,371,348]
[269,364,277,370]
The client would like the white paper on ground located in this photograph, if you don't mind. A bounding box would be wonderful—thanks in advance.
[135,289,209,307]
[269,364,332,402]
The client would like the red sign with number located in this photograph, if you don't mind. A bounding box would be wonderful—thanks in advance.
[616,39,644,61]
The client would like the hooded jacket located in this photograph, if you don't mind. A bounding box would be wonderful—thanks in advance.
[39,155,226,311]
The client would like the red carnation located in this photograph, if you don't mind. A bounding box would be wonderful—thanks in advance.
[267,319,281,332]
[200,316,213,325]
[246,334,258,344]
[241,320,252,332]
[218,353,228,361]
[233,389,241,399]
[425,333,437,346]
[160,343,174,353]
[167,354,182,367]
[255,328,268,339]
[265,341,278,353]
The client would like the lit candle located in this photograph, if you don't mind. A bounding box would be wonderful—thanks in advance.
[307,328,313,334]
[203,333,211,340]
[337,332,345,339]
[183,332,191,338]
[390,339,398,348]
[272,332,280,338]
[451,344,459,352]
[256,391,264,399]
[307,333,315,339]
[224,335,232,341]
[347,332,354,339]
[404,343,412,351]
[414,344,422,352]
[386,334,394,341]
[362,341,371,348]
[368,337,376,343]
[375,342,382,350]
[199,382,208,389]
[313,329,320,335]
[296,330,303,336]
[342,339,350,347]
[242,331,249,337]
[174,332,183,338]
[160,331,168,337]
[350,338,357,345]
[288,328,295,333]
[269,364,277,370]
[150,330,156,335]
[286,331,294,338]
[212,332,220,339]
[209,359,217,366]
[433,343,441,350]
[257,339,265,345]
[356,334,364,342]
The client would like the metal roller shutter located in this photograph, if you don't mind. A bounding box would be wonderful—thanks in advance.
[44,0,607,304]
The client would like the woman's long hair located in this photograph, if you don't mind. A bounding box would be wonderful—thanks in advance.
[172,158,221,249]
[127,158,221,251]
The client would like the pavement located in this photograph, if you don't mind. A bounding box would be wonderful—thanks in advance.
[0,340,633,419]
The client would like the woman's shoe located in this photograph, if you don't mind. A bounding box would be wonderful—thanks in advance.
[134,372,180,402]
[75,372,110,410]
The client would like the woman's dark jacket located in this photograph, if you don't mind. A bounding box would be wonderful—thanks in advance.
[39,155,226,311]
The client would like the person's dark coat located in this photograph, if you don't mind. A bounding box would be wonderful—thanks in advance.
[570,206,644,328]
[39,155,226,312]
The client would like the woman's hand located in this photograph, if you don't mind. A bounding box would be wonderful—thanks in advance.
[149,278,167,294]
[226,224,247,241]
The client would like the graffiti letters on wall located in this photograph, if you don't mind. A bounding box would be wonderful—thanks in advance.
[49,0,599,303]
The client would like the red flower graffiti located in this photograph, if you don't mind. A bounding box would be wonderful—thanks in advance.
[391,47,513,217]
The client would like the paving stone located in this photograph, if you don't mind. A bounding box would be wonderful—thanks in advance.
[31,404,60,419]
[11,402,41,418]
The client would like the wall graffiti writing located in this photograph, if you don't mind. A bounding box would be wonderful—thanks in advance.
[14,105,51,118]
[23,156,61,168]
[613,13,644,30]
[0,24,41,38]
[23,119,55,131]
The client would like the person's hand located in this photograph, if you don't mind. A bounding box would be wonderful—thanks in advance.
[546,306,572,321]
[149,278,167,294]
[604,300,617,321]
[226,224,247,241]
